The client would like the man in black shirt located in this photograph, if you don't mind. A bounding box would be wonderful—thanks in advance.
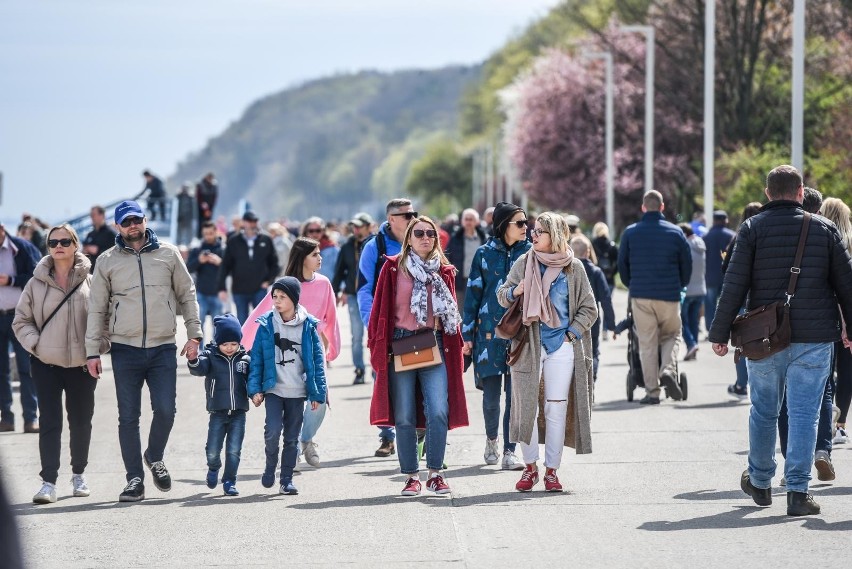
[142,170,167,221]
[82,205,117,272]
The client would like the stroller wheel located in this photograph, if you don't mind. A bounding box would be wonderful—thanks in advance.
[626,371,634,401]
[679,372,688,401]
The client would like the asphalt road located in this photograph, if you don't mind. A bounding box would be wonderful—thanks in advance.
[1,288,850,568]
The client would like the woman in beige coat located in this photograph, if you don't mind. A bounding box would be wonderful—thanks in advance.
[497,212,597,492]
[13,224,108,504]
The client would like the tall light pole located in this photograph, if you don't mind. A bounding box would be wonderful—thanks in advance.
[584,51,615,231]
[621,25,655,194]
[791,0,805,171]
[703,0,716,225]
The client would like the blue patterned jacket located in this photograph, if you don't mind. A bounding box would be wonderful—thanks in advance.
[462,237,532,388]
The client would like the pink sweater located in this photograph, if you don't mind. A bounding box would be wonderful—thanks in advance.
[240,273,341,361]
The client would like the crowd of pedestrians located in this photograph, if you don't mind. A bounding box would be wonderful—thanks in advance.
[3,162,852,518]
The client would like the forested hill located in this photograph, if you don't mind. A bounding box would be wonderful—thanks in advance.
[167,66,481,220]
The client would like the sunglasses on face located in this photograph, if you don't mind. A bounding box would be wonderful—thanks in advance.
[511,219,529,228]
[391,211,419,221]
[120,216,144,228]
[48,238,73,248]
[306,227,323,234]
[412,229,437,239]
[532,228,549,237]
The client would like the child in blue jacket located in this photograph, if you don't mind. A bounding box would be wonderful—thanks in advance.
[248,277,327,495]
[188,313,251,496]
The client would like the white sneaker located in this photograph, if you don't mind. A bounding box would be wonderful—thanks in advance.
[483,438,499,465]
[302,441,321,467]
[501,450,525,470]
[833,426,848,445]
[33,481,56,504]
[71,474,90,497]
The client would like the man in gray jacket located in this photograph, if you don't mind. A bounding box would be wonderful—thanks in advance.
[86,200,203,503]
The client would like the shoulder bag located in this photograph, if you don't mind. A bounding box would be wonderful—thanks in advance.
[729,213,811,363]
[391,322,442,372]
[495,296,529,366]
[37,281,84,334]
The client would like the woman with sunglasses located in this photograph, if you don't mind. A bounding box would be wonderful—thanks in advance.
[301,217,339,281]
[13,225,110,503]
[496,212,597,492]
[462,202,531,470]
[368,216,468,496]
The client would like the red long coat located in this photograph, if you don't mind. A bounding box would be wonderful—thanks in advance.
[368,255,469,430]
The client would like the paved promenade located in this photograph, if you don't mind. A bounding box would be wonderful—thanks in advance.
[2,288,850,568]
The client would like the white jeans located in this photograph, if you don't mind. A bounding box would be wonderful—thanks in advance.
[520,342,574,469]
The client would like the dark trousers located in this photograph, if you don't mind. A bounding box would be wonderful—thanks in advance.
[590,318,601,380]
[779,366,834,458]
[481,374,515,453]
[263,394,305,484]
[111,343,178,482]
[0,313,37,424]
[835,342,852,424]
[30,357,96,484]
[147,196,167,221]
[206,410,246,483]
[233,289,268,325]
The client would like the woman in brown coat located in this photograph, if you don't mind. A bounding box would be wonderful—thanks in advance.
[13,224,109,504]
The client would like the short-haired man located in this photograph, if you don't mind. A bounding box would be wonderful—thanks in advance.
[445,208,486,308]
[0,224,41,433]
[82,205,117,272]
[710,165,852,516]
[357,198,416,456]
[332,212,374,384]
[702,210,736,331]
[86,200,203,502]
[141,170,167,222]
[187,221,225,338]
[617,190,692,404]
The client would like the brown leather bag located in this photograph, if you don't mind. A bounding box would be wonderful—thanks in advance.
[391,328,442,372]
[730,213,810,363]
[496,297,529,366]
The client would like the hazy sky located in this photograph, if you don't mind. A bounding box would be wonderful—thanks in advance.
[0,0,562,222]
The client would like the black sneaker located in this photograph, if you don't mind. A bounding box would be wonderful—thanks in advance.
[638,395,660,405]
[119,477,145,502]
[374,438,396,457]
[660,371,683,400]
[727,384,748,397]
[787,491,820,516]
[353,368,366,385]
[740,470,772,506]
[144,453,172,492]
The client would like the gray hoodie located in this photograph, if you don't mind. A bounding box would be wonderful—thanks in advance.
[268,305,308,399]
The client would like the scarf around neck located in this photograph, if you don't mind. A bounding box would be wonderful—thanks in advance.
[405,254,461,335]
[522,248,574,328]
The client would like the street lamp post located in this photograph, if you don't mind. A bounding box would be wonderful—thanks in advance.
[621,25,655,194]
[583,51,615,232]
[703,0,716,226]
[791,0,805,171]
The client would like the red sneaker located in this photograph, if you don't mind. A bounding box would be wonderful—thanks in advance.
[401,477,421,496]
[426,474,451,494]
[515,464,539,492]
[544,468,563,492]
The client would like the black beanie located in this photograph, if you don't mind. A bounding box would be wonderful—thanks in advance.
[271,276,301,305]
[492,201,525,239]
[213,313,243,345]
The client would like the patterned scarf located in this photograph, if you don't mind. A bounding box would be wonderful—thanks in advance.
[406,254,461,335]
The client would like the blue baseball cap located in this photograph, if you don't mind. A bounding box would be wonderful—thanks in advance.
[115,200,145,224]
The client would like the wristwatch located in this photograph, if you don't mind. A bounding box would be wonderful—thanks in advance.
[566,331,577,344]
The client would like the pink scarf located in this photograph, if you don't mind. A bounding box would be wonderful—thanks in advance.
[522,248,574,328]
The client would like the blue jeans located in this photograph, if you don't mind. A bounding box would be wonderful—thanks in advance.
[482,374,515,453]
[704,286,721,332]
[0,313,37,424]
[206,410,246,483]
[197,294,223,335]
[779,364,834,458]
[300,402,327,443]
[263,394,304,483]
[347,294,365,370]
[388,328,449,474]
[233,289,268,325]
[746,343,831,493]
[111,343,178,482]
[681,295,703,350]
[378,426,395,441]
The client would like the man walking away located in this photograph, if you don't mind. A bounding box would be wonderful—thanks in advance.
[702,210,735,332]
[85,200,203,502]
[617,190,691,405]
[709,165,852,516]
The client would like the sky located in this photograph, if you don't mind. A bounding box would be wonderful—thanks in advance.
[0,0,562,223]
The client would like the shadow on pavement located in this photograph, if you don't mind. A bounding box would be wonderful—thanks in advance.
[287,490,563,510]
[11,493,211,516]
[638,506,795,530]
[672,401,748,410]
[593,400,640,412]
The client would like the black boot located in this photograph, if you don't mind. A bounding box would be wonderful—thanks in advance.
[740,470,772,506]
[787,491,820,516]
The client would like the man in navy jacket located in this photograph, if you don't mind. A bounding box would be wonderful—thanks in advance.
[618,190,691,404]
[702,210,736,330]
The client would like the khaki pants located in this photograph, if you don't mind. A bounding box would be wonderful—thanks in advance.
[632,298,682,398]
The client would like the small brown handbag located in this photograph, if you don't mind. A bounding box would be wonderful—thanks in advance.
[391,327,442,372]
[496,297,529,366]
[730,213,810,363]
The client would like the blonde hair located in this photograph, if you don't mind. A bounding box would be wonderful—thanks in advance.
[592,222,609,239]
[47,224,80,251]
[399,216,451,277]
[821,198,852,256]
[536,212,571,253]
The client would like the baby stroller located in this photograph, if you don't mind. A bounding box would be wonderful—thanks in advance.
[618,303,688,402]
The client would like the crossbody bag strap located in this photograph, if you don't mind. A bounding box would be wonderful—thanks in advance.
[785,212,811,305]
[38,281,84,333]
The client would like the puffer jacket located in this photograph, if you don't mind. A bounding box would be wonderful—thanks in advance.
[85,229,202,356]
[188,344,251,412]
[617,211,691,301]
[709,200,852,344]
[13,252,109,367]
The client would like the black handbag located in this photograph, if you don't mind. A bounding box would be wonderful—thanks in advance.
[730,213,810,363]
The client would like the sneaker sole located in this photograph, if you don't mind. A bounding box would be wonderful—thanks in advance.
[427,488,451,495]
[515,486,535,492]
[118,494,145,502]
[72,490,91,497]
[280,489,299,495]
[502,463,526,471]
[33,496,56,504]
[545,486,564,493]
[815,458,836,481]
[401,490,421,496]
[484,457,499,466]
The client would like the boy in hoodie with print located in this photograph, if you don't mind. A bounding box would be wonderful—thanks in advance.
[188,313,251,496]
[247,277,327,495]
